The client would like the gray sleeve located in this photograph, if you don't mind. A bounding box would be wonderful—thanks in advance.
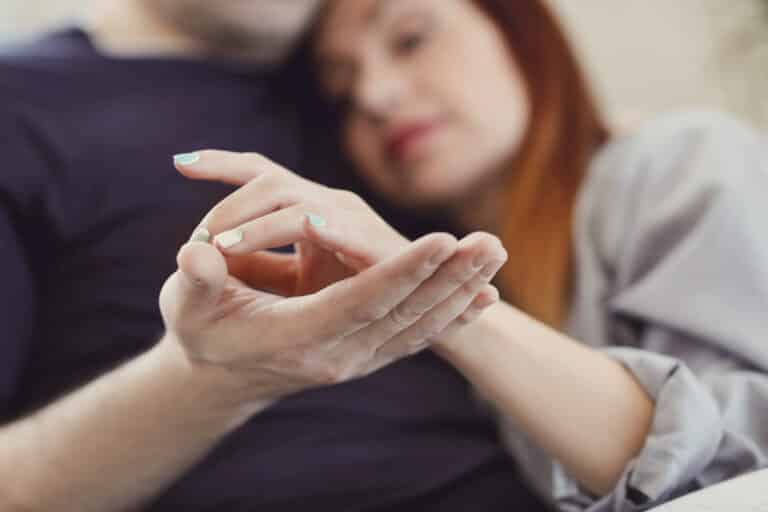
[502,112,768,511]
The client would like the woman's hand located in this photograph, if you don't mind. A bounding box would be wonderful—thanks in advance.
[160,231,499,405]
[175,150,506,318]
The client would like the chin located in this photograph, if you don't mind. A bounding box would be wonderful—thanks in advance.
[389,184,465,210]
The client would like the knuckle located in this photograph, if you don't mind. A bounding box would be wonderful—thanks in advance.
[432,232,458,246]
[326,361,358,384]
[242,153,297,182]
[252,166,278,188]
[417,317,445,340]
[304,354,344,385]
[389,302,421,328]
[446,267,471,287]
[314,366,341,386]
[457,307,482,326]
[462,278,484,295]
[351,304,390,325]
[475,231,500,246]
[241,151,274,169]
[411,264,437,282]
[407,340,430,354]
[458,311,476,324]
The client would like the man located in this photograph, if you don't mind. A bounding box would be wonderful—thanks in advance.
[0,1,542,510]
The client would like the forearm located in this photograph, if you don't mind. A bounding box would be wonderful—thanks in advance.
[432,302,653,496]
[0,337,271,511]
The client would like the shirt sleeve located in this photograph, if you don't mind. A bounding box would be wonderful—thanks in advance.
[501,112,768,511]
[0,108,51,421]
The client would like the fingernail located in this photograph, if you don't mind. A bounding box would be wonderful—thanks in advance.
[174,152,200,165]
[214,227,244,249]
[189,227,211,243]
[305,213,327,229]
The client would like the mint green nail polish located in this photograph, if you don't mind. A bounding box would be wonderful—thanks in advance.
[189,227,211,244]
[174,152,200,165]
[214,227,244,249]
[306,213,327,228]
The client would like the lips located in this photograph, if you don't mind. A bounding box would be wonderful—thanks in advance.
[385,120,442,163]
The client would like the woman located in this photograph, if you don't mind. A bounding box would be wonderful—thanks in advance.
[304,0,768,509]
[176,0,768,510]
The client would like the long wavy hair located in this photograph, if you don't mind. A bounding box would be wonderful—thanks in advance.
[468,0,609,326]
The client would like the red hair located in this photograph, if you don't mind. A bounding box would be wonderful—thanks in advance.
[472,0,608,326]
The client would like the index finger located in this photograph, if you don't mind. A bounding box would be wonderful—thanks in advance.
[174,149,286,186]
[177,150,310,236]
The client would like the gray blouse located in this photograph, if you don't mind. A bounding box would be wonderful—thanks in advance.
[498,111,768,511]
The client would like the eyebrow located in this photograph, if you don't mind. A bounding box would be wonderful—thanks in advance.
[367,0,387,24]
[367,0,403,25]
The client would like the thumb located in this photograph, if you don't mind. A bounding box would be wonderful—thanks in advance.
[173,241,228,317]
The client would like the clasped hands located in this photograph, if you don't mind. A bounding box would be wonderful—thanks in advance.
[159,150,507,405]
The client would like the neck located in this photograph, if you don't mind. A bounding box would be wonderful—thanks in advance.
[452,175,506,233]
[84,0,208,58]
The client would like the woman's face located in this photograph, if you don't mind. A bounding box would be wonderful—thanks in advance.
[315,0,530,207]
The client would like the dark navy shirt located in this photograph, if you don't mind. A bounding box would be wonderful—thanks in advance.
[0,28,547,511]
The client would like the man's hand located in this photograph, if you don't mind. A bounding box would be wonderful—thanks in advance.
[161,231,504,405]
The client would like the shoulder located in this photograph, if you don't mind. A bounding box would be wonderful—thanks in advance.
[0,28,98,112]
[571,114,768,362]
[575,111,768,277]
[585,111,766,206]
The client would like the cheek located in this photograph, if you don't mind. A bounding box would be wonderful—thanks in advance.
[410,70,529,198]
[460,73,529,165]
[396,93,526,211]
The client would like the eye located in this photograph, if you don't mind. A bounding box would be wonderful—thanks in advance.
[392,29,427,57]
[388,10,435,58]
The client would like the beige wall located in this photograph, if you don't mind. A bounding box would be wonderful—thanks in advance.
[0,0,764,127]
[548,0,766,128]
[0,0,86,38]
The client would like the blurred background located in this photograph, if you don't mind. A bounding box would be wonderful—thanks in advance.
[1,0,766,128]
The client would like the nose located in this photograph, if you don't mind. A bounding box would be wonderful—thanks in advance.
[352,60,407,124]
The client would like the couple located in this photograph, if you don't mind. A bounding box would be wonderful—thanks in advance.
[1,0,767,510]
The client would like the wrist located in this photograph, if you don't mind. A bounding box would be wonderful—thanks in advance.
[431,301,499,354]
[431,301,528,363]
[153,335,278,417]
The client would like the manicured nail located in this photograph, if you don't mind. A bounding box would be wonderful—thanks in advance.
[189,227,211,243]
[214,227,244,249]
[174,152,200,165]
[305,213,327,229]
